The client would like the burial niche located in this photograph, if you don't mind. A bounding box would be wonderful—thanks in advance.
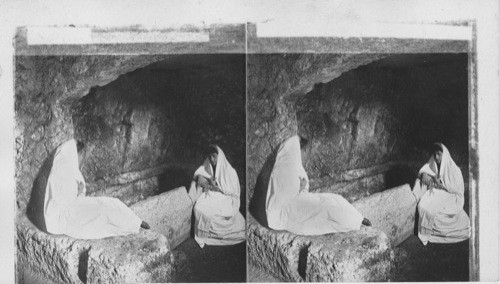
[247,53,469,282]
[71,54,246,207]
[295,53,469,202]
[16,54,246,283]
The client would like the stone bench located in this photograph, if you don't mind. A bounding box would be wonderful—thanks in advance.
[247,215,392,282]
[130,186,194,249]
[352,183,417,247]
[247,183,417,282]
[16,186,195,283]
[16,212,175,284]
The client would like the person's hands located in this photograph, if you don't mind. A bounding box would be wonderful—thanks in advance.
[433,176,445,190]
[299,177,308,192]
[208,178,222,192]
[420,173,433,188]
[77,181,86,196]
[201,184,208,193]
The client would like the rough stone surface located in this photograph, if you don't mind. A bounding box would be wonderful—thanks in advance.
[90,176,160,206]
[248,53,469,207]
[296,68,409,191]
[311,161,421,202]
[296,55,469,194]
[247,215,392,282]
[16,214,88,284]
[305,230,392,282]
[85,232,174,284]
[16,54,246,213]
[248,264,282,283]
[16,213,174,284]
[130,187,193,249]
[247,54,388,199]
[247,53,388,221]
[353,184,417,247]
[15,55,170,210]
[72,55,246,191]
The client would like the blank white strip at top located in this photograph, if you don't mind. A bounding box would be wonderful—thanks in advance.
[27,27,92,45]
[256,21,472,41]
[27,27,209,45]
[93,31,209,44]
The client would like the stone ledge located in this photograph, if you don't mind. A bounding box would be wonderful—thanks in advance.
[353,183,417,247]
[247,215,392,282]
[16,213,174,284]
[90,176,159,206]
[308,161,421,202]
[130,186,193,249]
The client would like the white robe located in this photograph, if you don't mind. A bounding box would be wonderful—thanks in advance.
[265,135,363,235]
[43,139,142,239]
[412,143,470,245]
[192,146,245,248]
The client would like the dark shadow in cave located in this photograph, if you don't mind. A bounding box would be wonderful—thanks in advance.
[297,244,310,280]
[26,148,56,232]
[249,147,279,228]
[385,164,418,189]
[413,206,420,236]
[71,54,246,204]
[158,167,193,195]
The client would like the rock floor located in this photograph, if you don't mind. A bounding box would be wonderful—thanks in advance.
[173,238,247,283]
[16,264,58,284]
[391,235,469,282]
[17,237,246,284]
[248,263,282,282]
[248,235,469,282]
[15,235,470,283]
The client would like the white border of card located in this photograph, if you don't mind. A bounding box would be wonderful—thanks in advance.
[1,0,498,282]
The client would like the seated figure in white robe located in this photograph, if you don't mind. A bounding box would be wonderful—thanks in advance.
[189,145,245,248]
[43,139,149,239]
[412,143,471,245]
[265,135,371,236]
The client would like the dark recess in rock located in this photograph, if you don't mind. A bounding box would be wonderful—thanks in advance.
[248,53,468,207]
[16,54,246,213]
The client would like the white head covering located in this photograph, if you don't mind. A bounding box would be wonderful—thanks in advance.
[44,139,86,231]
[265,136,302,218]
[193,146,241,212]
[419,143,464,198]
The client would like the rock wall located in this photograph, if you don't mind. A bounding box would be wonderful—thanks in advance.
[15,54,246,216]
[295,63,412,199]
[248,53,468,220]
[15,55,170,211]
[296,54,469,198]
[247,53,389,220]
[72,54,246,201]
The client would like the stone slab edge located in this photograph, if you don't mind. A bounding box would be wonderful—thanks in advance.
[16,212,174,284]
[353,183,417,247]
[247,214,392,282]
[130,186,194,249]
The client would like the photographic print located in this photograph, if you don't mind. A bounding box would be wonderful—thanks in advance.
[1,1,498,284]
[14,26,247,283]
[246,23,474,282]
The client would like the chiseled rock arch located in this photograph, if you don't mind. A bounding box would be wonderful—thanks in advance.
[247,53,388,202]
[15,55,171,209]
